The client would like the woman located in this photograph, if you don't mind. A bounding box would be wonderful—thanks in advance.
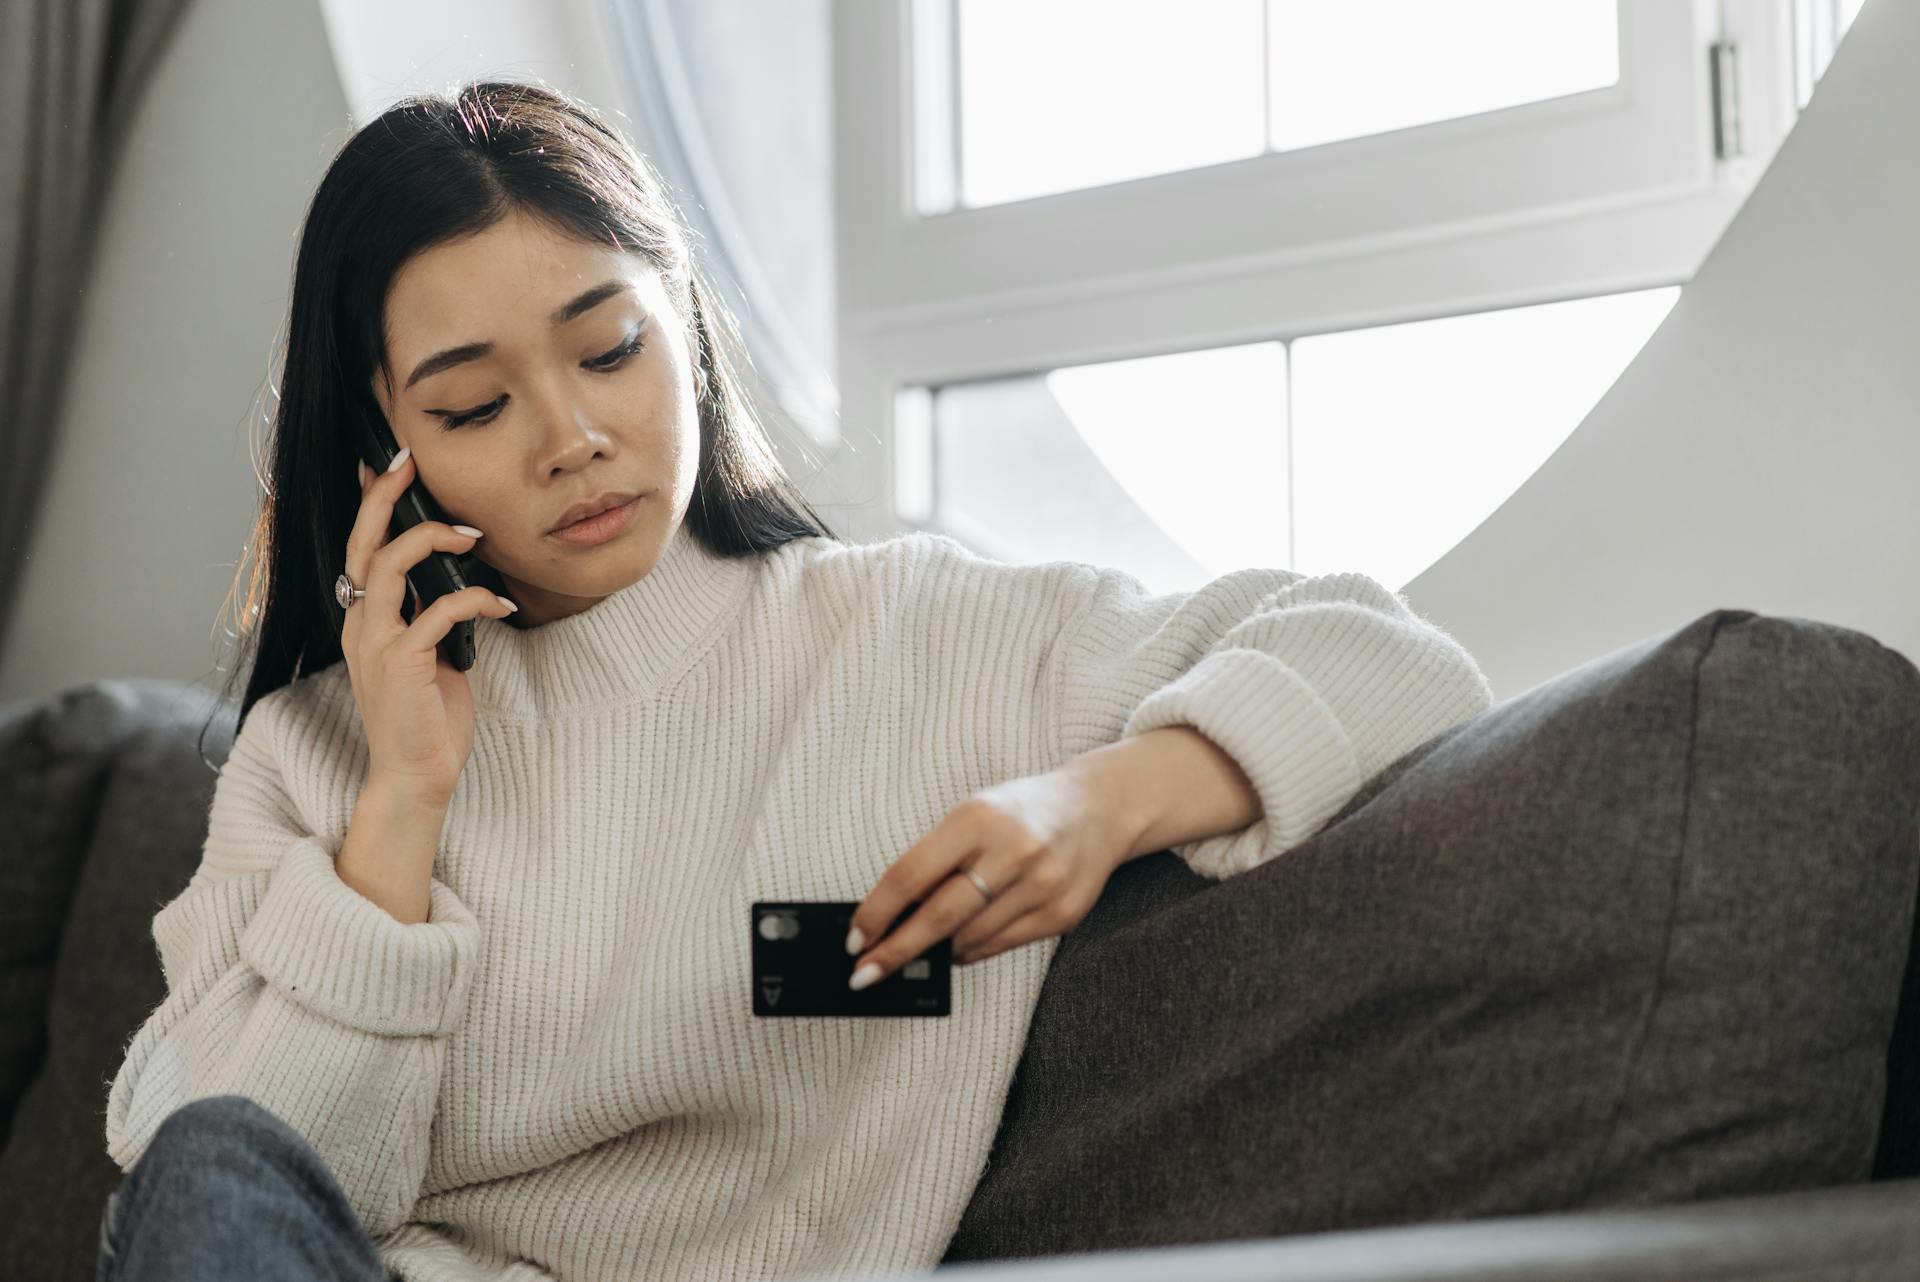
[97,79,1495,1282]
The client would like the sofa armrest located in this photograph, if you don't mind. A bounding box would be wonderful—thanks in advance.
[900,1177,1920,1281]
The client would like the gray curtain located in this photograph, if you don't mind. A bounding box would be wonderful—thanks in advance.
[0,0,197,651]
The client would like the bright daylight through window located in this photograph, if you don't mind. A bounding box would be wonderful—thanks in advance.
[898,1,1870,593]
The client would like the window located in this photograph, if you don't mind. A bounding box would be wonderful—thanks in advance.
[1286,286,1680,591]
[1794,0,1870,108]
[953,0,1269,210]
[900,287,1679,594]
[954,0,1623,210]
[831,1,1812,582]
[1267,1,1621,153]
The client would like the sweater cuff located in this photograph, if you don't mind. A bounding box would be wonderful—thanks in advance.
[1120,647,1361,880]
[239,836,481,1036]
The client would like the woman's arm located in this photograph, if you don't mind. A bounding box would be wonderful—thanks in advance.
[104,695,480,1239]
[1061,725,1264,864]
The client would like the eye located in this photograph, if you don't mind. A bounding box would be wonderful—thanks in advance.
[434,400,502,432]
[433,326,650,431]
[584,328,648,373]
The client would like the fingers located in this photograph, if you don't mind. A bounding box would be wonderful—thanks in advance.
[343,445,486,647]
[372,521,483,621]
[347,446,410,590]
[400,585,518,658]
[953,902,1053,965]
[346,446,417,634]
[951,887,1042,959]
[848,802,989,951]
[849,855,1011,989]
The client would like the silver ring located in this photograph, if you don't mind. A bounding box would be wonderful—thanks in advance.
[335,572,366,610]
[960,868,996,902]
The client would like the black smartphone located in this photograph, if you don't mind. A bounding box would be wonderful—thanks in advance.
[349,393,507,671]
[751,900,952,1018]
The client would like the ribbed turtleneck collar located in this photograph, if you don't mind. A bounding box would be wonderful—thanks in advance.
[468,521,758,715]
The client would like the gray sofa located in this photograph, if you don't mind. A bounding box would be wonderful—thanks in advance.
[6,605,1920,1281]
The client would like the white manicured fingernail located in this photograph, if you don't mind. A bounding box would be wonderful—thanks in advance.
[452,525,483,537]
[845,927,864,955]
[849,963,881,991]
[495,595,518,613]
[386,445,411,473]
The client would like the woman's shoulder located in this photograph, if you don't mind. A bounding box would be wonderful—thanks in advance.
[284,657,354,714]
[770,527,1003,577]
[767,528,1007,602]
[771,528,1102,629]
[236,659,358,757]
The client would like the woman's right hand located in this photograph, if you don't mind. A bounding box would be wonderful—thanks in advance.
[342,446,519,804]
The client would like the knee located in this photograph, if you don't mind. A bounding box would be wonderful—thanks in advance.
[142,1094,303,1175]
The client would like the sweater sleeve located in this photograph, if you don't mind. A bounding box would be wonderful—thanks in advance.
[1041,557,1496,880]
[103,688,482,1238]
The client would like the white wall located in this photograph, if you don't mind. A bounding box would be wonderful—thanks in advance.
[1401,0,1920,701]
[0,0,350,703]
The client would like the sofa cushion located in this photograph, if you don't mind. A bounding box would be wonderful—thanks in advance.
[942,608,1920,1265]
[0,680,235,1281]
[0,681,227,1152]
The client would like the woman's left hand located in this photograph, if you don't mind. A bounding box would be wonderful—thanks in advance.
[844,766,1134,988]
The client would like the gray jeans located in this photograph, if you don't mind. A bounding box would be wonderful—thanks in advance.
[97,1094,395,1281]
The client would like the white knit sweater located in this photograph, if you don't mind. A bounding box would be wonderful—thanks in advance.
[105,521,1495,1281]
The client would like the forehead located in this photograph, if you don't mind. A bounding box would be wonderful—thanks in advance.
[383,211,664,344]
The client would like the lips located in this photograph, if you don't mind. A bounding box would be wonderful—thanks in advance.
[551,491,640,533]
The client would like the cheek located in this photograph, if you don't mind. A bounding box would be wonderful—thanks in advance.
[428,468,514,529]
[623,390,696,457]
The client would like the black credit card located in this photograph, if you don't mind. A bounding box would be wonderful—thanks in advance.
[751,900,951,1017]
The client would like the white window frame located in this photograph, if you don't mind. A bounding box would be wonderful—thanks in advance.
[822,0,1800,544]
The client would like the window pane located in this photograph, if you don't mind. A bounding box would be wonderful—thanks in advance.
[956,0,1267,209]
[1290,287,1681,591]
[1795,0,1874,110]
[917,343,1288,595]
[1268,0,1620,152]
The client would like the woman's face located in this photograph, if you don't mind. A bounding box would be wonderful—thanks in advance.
[369,209,701,628]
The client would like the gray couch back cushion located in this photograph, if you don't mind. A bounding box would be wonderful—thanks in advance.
[0,681,236,1280]
[942,608,1920,1264]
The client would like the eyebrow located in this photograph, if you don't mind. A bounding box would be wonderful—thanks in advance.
[403,279,636,391]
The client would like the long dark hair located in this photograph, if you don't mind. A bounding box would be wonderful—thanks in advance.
[199,79,838,764]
